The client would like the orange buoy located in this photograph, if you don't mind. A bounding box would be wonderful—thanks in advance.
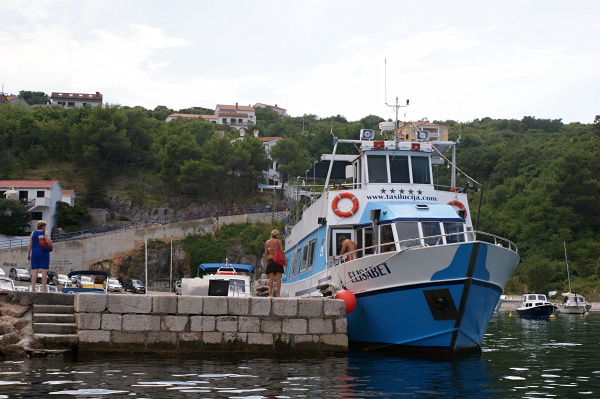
[335,289,357,313]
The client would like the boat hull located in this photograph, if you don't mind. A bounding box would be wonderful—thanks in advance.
[284,241,518,352]
[559,304,591,314]
[516,305,557,318]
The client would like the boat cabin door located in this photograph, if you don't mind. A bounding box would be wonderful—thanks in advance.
[331,229,355,264]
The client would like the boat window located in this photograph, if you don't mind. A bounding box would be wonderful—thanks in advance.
[422,222,442,246]
[355,228,374,257]
[443,222,466,243]
[380,224,396,252]
[395,222,421,248]
[411,156,431,184]
[367,155,388,183]
[290,249,301,277]
[229,279,247,294]
[389,155,410,183]
[300,239,316,272]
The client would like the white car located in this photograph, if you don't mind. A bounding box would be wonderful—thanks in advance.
[0,269,6,278]
[53,274,72,287]
[77,276,94,288]
[105,277,123,292]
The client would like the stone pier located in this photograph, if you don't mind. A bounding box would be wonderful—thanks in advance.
[75,294,348,354]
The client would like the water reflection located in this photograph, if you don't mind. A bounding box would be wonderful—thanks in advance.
[1,314,599,398]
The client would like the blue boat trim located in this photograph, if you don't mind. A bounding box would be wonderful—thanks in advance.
[352,278,503,299]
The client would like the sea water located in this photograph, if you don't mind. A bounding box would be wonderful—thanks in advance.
[1,313,599,398]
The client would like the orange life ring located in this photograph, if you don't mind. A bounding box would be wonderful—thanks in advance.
[447,200,467,218]
[332,192,359,217]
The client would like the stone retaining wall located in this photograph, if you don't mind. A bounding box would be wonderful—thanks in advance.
[75,294,348,354]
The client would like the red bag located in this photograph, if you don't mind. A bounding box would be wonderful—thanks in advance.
[273,247,286,266]
[39,235,53,252]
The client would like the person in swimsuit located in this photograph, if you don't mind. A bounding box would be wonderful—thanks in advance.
[264,229,284,297]
[339,236,357,262]
[28,220,51,292]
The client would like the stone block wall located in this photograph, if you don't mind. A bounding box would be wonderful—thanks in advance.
[75,294,348,354]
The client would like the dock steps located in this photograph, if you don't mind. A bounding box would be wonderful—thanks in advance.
[32,304,78,349]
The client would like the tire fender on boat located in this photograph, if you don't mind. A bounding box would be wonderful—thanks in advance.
[332,192,359,218]
[447,200,467,218]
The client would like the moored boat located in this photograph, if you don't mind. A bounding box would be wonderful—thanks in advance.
[280,112,520,353]
[559,292,591,314]
[181,262,255,297]
[516,293,558,318]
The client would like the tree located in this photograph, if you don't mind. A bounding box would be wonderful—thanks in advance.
[18,90,49,106]
[0,199,31,236]
[55,201,91,232]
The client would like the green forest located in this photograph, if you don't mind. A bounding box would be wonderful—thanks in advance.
[0,94,598,299]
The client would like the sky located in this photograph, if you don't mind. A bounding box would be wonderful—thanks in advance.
[1,0,599,124]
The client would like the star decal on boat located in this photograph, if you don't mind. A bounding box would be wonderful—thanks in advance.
[380,188,386,194]
[390,188,396,194]
[417,190,423,195]
[399,189,405,194]
[408,189,414,195]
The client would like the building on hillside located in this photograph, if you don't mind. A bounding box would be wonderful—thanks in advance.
[0,180,69,235]
[396,122,449,142]
[165,113,218,123]
[4,96,29,106]
[215,103,256,130]
[253,103,288,117]
[230,130,282,187]
[50,92,103,109]
[61,190,76,206]
[0,93,9,105]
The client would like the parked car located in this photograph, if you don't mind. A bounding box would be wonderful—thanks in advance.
[53,274,72,287]
[123,278,146,294]
[77,276,94,288]
[105,277,123,292]
[9,267,31,282]
[34,270,57,283]
[0,269,6,278]
[175,281,182,295]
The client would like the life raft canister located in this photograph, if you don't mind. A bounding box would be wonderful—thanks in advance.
[332,192,359,217]
[447,200,467,218]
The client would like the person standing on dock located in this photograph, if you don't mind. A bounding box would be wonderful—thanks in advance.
[28,220,51,292]
[264,229,284,297]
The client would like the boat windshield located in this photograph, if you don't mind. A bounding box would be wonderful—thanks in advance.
[366,153,432,184]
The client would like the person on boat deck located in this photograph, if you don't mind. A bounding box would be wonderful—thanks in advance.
[339,236,357,262]
[27,220,52,292]
[264,229,284,297]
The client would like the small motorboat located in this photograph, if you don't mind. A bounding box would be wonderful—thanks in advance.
[516,293,558,318]
[559,292,591,314]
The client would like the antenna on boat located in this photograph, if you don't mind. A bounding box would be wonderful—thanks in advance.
[384,59,409,144]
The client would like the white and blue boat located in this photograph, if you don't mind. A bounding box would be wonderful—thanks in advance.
[280,123,520,354]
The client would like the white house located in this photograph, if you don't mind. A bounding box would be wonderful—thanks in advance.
[0,180,66,235]
[50,92,103,109]
[215,103,256,130]
[253,103,288,117]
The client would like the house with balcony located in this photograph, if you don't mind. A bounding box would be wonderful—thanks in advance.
[165,113,218,123]
[396,122,449,141]
[253,103,288,117]
[215,103,256,130]
[50,91,103,109]
[0,180,68,236]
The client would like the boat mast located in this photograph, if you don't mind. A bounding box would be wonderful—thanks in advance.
[564,241,574,296]
[384,59,409,146]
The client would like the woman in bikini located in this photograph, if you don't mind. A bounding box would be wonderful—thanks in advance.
[264,229,284,297]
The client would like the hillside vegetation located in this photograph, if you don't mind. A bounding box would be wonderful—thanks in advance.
[0,102,598,298]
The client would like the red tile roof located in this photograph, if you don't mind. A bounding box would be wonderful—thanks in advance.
[0,180,59,188]
[51,92,103,100]
[168,113,217,119]
[217,104,255,112]
[62,190,74,195]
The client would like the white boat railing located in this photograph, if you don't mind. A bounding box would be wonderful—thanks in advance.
[331,230,517,266]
